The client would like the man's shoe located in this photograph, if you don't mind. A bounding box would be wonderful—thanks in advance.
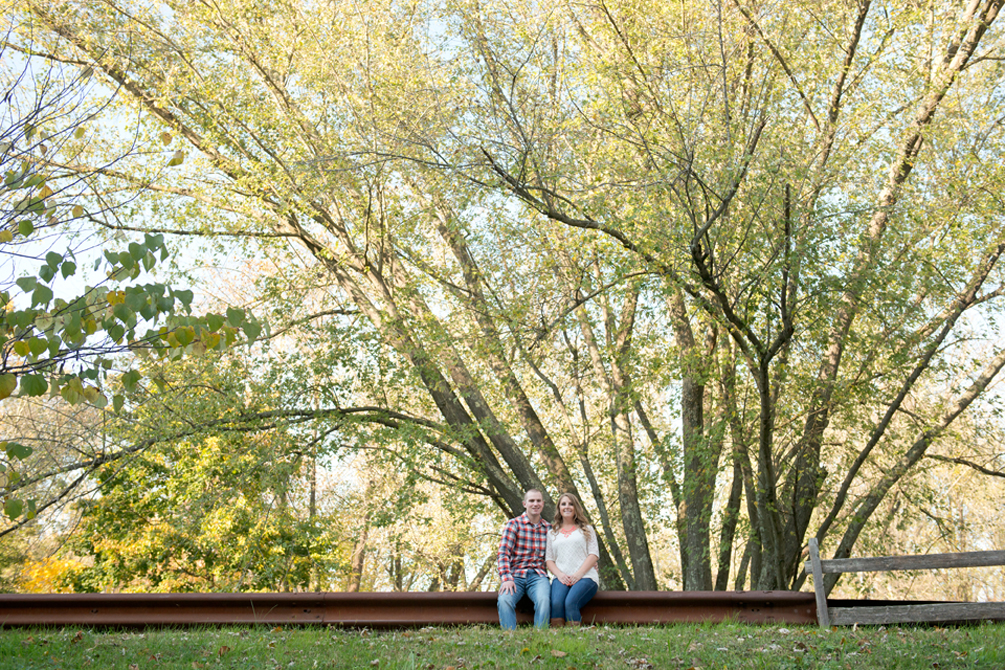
[550,618,565,628]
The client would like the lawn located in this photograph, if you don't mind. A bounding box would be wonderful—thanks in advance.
[5,621,1005,669]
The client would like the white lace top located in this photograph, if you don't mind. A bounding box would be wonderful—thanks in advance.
[546,525,600,585]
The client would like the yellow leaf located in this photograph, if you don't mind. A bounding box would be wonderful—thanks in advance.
[551,650,568,658]
[72,205,84,218]
[0,374,16,400]
[0,230,12,243]
[160,132,173,145]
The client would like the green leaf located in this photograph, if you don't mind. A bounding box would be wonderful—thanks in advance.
[45,251,62,270]
[108,323,125,343]
[28,337,48,357]
[226,307,245,327]
[112,394,125,413]
[18,219,34,237]
[39,265,55,283]
[61,261,77,279]
[144,233,165,251]
[121,369,143,392]
[173,289,194,309]
[15,276,37,292]
[124,289,147,312]
[113,303,132,323]
[0,374,16,400]
[60,384,83,405]
[4,498,23,520]
[12,340,29,357]
[31,284,53,307]
[6,442,32,460]
[20,374,48,397]
[242,320,262,343]
[206,313,225,332]
[175,326,195,347]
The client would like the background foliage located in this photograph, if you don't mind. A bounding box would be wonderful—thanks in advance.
[1,0,1004,596]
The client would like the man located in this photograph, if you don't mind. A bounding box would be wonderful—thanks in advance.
[497,488,551,629]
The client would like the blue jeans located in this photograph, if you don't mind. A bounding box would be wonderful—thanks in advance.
[550,577,598,623]
[497,572,551,629]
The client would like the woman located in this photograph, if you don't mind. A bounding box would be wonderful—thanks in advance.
[546,492,600,627]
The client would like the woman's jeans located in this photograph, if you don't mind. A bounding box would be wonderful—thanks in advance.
[497,572,551,630]
[550,577,598,623]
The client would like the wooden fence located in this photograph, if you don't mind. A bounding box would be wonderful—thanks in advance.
[806,538,1005,627]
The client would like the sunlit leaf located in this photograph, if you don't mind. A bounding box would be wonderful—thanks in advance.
[0,374,16,400]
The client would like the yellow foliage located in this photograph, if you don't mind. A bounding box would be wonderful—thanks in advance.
[19,556,85,593]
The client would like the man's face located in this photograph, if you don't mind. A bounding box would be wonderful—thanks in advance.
[523,491,544,517]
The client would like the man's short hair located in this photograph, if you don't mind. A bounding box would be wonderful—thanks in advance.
[523,488,543,501]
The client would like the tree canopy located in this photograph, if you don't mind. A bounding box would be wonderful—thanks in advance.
[5,0,1005,594]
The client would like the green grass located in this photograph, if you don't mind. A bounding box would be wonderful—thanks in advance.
[4,622,1005,669]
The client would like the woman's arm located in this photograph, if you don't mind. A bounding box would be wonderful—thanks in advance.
[546,533,566,579]
[568,527,600,582]
[570,553,599,580]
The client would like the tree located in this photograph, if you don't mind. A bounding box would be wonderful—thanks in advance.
[13,0,1005,595]
[0,26,262,526]
[442,0,1005,590]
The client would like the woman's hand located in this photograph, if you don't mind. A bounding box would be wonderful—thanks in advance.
[562,573,579,586]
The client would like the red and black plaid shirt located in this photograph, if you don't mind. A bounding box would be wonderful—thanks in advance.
[497,512,551,582]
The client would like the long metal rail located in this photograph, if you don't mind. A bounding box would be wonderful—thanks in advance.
[0,591,817,627]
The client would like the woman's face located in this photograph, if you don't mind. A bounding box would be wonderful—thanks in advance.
[559,496,576,520]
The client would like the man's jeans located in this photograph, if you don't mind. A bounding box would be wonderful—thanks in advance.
[497,572,551,629]
[550,577,598,623]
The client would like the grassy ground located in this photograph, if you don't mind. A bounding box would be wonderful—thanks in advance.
[4,622,1005,670]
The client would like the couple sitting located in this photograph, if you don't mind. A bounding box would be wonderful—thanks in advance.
[497,489,599,629]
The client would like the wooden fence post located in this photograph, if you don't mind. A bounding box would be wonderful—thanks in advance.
[808,538,830,628]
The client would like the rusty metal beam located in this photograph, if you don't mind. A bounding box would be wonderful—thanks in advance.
[0,591,817,628]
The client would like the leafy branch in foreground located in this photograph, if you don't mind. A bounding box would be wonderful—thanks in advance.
[0,37,263,521]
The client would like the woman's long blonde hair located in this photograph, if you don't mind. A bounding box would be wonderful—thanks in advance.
[551,492,591,542]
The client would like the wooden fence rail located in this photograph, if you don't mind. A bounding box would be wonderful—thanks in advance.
[805,538,1005,627]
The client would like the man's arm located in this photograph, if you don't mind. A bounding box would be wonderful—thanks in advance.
[497,519,517,586]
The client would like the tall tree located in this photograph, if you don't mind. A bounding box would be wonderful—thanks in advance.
[13,0,1005,594]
